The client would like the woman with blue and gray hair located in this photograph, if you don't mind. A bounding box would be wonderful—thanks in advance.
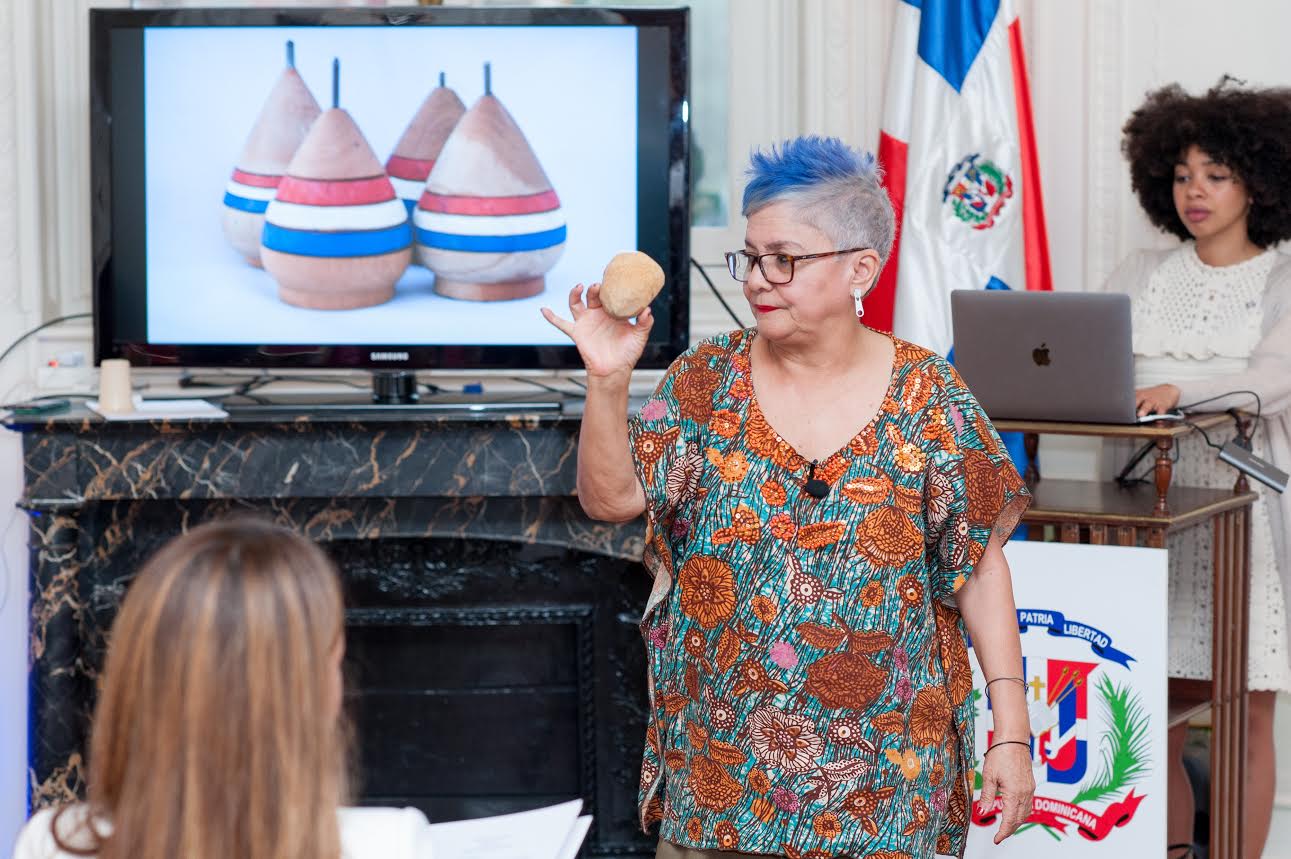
[545,135,1033,858]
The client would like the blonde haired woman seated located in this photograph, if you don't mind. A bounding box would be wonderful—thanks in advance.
[12,519,433,859]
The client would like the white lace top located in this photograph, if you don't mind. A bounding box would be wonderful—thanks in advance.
[1131,242,1276,361]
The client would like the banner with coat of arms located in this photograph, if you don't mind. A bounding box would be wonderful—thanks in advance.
[966,541,1167,856]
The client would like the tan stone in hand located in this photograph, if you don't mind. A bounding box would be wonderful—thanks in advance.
[599,251,665,319]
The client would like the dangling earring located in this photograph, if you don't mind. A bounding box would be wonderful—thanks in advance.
[852,288,865,320]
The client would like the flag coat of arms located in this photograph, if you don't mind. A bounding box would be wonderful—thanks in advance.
[873,0,1052,355]
[969,543,1166,855]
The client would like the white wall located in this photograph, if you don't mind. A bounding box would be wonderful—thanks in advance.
[2,0,1291,853]
[2,3,32,852]
[1,0,64,850]
[0,0,122,850]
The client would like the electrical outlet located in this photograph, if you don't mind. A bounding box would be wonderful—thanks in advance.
[30,326,93,394]
[36,365,96,393]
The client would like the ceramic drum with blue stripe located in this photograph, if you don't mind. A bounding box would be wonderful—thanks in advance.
[261,108,411,310]
[222,41,320,267]
[416,87,565,301]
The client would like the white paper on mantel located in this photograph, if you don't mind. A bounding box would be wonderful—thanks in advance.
[555,815,592,859]
[427,799,587,859]
[87,396,228,421]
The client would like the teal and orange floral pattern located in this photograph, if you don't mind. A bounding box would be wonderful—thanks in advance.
[628,329,1030,859]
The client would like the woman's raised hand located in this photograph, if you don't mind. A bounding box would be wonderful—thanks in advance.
[541,283,654,380]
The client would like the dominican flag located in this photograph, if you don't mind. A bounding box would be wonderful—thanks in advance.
[872,0,1052,353]
[1028,658,1096,787]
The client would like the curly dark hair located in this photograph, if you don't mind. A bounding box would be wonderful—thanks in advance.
[1121,78,1291,248]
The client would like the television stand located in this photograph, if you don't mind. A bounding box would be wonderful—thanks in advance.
[373,370,419,404]
[219,371,565,415]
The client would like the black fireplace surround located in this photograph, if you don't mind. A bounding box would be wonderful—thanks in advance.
[10,406,653,857]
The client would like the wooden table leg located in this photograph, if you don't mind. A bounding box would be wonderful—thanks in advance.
[1153,436,1173,516]
[1210,509,1232,858]
[1209,509,1249,859]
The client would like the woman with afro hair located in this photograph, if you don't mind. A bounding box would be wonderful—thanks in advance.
[1104,78,1291,858]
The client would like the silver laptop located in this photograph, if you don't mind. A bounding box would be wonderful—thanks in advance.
[950,290,1145,424]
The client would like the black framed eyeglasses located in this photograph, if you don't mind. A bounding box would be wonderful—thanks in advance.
[724,248,868,285]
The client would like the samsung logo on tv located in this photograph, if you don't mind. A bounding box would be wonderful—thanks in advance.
[370,351,410,362]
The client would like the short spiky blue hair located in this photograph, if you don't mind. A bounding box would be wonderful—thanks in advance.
[740,135,894,264]
[742,136,879,212]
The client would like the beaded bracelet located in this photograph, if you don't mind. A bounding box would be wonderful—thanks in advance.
[984,739,1030,757]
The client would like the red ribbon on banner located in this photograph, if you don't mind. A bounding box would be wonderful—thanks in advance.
[972,790,1147,840]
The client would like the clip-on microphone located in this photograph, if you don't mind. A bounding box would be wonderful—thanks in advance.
[804,460,829,499]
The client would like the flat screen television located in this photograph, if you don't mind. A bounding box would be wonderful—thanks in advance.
[90,6,689,377]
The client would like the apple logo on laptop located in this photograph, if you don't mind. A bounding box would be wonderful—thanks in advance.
[1032,343,1051,366]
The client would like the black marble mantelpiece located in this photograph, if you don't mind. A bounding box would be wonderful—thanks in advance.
[8,404,653,857]
[16,403,598,504]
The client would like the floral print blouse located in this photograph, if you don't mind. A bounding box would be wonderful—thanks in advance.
[626,328,1030,859]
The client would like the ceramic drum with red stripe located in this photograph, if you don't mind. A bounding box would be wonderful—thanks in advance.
[222,41,321,267]
[416,86,565,301]
[261,108,411,310]
[386,75,466,224]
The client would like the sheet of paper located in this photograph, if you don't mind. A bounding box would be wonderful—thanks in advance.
[88,396,228,421]
[427,799,584,859]
[554,815,592,859]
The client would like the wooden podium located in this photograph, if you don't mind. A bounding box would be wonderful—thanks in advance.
[995,415,1255,859]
